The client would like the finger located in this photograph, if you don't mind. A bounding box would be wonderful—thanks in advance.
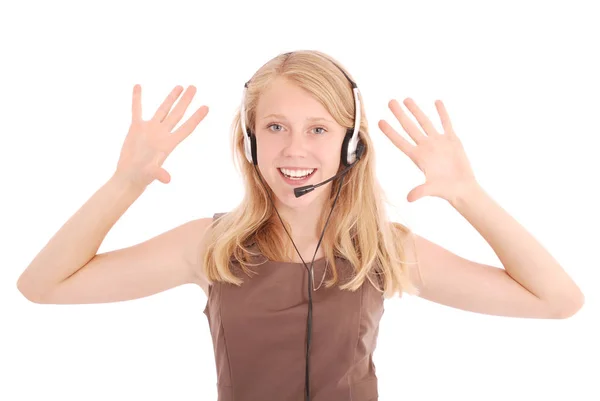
[388,99,426,144]
[131,84,142,123]
[151,85,184,123]
[407,183,430,203]
[403,98,440,136]
[169,105,210,147]
[435,100,454,135]
[378,119,416,161]
[162,85,197,131]
[156,167,171,184]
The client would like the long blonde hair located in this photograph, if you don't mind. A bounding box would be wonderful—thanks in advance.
[201,50,420,299]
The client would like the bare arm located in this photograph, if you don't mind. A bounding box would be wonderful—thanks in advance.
[16,84,211,304]
[16,174,144,301]
[16,174,212,304]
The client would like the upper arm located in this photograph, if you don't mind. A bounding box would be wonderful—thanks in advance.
[37,218,213,305]
[404,233,554,319]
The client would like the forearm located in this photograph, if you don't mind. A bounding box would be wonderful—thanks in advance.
[17,174,145,298]
[450,182,584,313]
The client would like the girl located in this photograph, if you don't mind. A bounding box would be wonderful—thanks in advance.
[17,50,584,401]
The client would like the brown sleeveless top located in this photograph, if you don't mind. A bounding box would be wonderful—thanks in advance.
[203,213,384,400]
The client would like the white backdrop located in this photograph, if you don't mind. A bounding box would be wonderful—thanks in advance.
[1,1,598,400]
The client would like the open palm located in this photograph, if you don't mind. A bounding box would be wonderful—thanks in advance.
[378,98,477,204]
[115,85,209,190]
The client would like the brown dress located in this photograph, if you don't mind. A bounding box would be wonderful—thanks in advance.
[203,213,384,400]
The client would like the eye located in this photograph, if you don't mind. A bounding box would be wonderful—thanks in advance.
[266,123,327,135]
[313,127,327,135]
[267,123,283,132]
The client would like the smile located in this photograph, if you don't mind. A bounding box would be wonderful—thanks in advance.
[277,168,317,185]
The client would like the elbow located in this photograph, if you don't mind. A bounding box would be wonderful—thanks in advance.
[17,288,44,304]
[550,291,585,319]
[16,278,46,304]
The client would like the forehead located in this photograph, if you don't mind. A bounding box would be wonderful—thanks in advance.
[255,77,333,120]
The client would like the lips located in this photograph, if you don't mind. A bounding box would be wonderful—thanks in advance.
[277,168,317,186]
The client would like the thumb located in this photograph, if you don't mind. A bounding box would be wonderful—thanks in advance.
[156,168,171,184]
[407,183,431,202]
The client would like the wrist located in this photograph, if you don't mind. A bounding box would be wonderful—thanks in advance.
[109,172,148,197]
[449,180,483,209]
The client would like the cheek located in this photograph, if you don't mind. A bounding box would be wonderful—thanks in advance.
[323,144,343,167]
[255,138,276,164]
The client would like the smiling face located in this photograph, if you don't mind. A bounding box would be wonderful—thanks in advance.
[253,76,347,210]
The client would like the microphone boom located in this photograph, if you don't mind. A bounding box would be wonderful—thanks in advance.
[294,163,355,198]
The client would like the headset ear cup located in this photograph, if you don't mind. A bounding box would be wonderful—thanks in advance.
[250,133,258,165]
[355,140,365,161]
[341,130,365,166]
[341,131,352,167]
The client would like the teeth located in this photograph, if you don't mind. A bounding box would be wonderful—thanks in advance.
[279,168,315,178]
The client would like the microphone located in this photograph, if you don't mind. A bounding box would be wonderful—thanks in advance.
[294,163,355,198]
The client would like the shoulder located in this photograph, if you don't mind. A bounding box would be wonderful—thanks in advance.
[186,213,230,294]
[388,220,424,290]
[181,216,217,292]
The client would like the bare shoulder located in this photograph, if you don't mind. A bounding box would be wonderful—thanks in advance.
[391,221,425,291]
[183,217,215,296]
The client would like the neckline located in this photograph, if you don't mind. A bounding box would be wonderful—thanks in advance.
[265,255,329,267]
[243,241,333,266]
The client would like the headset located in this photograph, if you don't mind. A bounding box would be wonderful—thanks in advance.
[239,52,365,400]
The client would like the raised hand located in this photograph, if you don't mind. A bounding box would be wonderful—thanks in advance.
[378,98,477,204]
[114,85,209,190]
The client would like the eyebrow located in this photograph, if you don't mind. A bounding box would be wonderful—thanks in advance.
[261,113,335,124]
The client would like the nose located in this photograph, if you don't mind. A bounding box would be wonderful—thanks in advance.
[281,130,310,157]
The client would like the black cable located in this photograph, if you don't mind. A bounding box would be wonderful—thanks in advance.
[253,164,347,400]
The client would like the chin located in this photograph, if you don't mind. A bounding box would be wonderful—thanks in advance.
[275,186,315,207]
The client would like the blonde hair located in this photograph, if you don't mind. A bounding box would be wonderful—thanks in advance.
[201,50,420,299]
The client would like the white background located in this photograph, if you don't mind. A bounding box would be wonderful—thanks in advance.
[1,0,598,400]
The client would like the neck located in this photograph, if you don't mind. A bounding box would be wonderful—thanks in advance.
[271,199,327,247]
